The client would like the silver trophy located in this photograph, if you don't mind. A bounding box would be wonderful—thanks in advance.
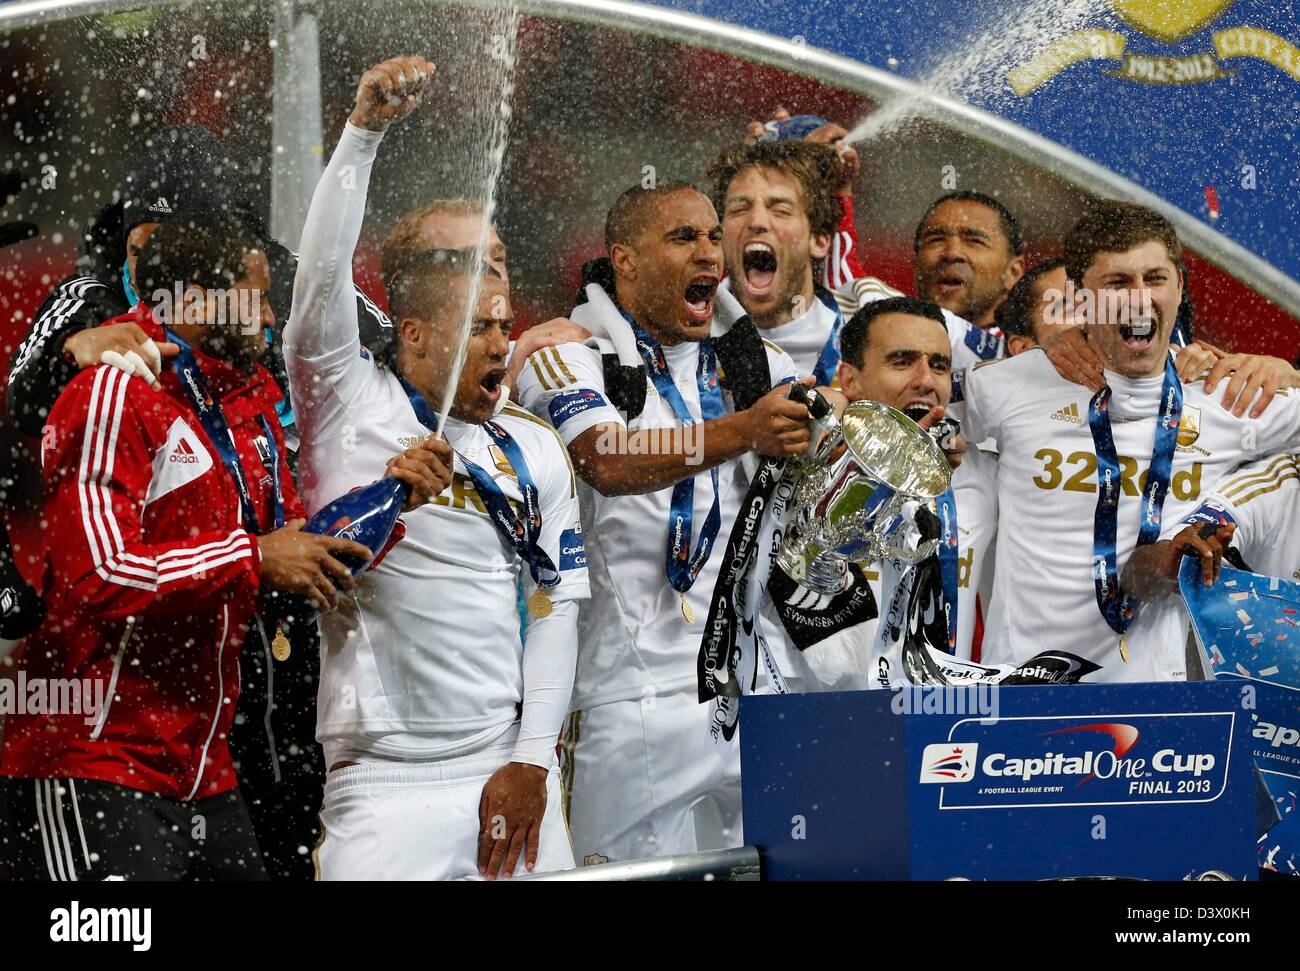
[774,399,953,594]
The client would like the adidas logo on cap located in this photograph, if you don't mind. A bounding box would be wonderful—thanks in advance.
[168,438,199,464]
[1050,402,1082,424]
[149,196,173,214]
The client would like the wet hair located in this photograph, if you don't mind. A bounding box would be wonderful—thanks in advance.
[385,246,500,326]
[381,199,488,290]
[707,140,841,238]
[604,180,700,251]
[839,295,947,368]
[1064,201,1182,286]
[914,191,1025,256]
[134,216,256,306]
[995,258,1065,340]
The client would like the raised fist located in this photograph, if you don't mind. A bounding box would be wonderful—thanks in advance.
[349,56,436,133]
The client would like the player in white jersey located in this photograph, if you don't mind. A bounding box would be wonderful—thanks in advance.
[285,57,588,880]
[515,180,812,864]
[786,296,976,687]
[961,201,1300,683]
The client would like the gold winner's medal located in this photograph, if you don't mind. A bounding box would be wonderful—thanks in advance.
[527,589,553,618]
[1119,634,1131,664]
[272,626,292,662]
[680,594,696,625]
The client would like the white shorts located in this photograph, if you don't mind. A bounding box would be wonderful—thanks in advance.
[561,688,742,865]
[315,743,574,880]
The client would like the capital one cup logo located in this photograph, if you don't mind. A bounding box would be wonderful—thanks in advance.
[920,743,979,783]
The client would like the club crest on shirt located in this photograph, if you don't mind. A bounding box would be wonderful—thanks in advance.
[488,443,516,479]
[1176,406,1200,447]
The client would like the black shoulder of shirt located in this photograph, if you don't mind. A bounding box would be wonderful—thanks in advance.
[6,275,128,439]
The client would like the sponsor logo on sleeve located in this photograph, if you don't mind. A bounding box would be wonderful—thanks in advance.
[548,389,608,427]
[559,525,587,570]
[964,324,1003,360]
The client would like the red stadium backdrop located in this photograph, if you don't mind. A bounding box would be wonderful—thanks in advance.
[2,37,1298,590]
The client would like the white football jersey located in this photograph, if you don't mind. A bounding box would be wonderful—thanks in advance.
[962,348,1300,682]
[951,443,998,662]
[515,336,798,708]
[836,275,1005,375]
[290,344,589,751]
[1192,453,1300,581]
[283,121,587,759]
[720,278,840,379]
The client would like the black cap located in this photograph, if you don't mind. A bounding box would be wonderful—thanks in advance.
[120,125,250,238]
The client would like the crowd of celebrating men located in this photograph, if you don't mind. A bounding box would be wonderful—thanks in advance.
[0,55,1297,881]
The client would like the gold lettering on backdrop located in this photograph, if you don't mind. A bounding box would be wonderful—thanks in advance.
[1214,28,1300,82]
[1008,30,1126,95]
[1006,1,1300,93]
[1107,52,1232,83]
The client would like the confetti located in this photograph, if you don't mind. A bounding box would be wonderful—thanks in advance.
[1259,665,1280,676]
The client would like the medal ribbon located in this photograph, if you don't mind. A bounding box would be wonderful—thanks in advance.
[1086,356,1183,635]
[629,321,723,596]
[167,328,284,534]
[397,375,558,592]
[934,488,960,651]
[809,286,845,388]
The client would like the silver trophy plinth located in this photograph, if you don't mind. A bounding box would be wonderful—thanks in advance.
[774,400,953,594]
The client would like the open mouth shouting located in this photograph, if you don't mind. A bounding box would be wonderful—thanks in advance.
[479,366,506,404]
[684,275,719,324]
[934,267,970,299]
[1118,317,1156,354]
[742,242,778,299]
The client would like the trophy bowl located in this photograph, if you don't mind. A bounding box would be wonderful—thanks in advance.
[775,400,952,594]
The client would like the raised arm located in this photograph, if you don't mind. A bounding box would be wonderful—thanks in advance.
[284,55,435,361]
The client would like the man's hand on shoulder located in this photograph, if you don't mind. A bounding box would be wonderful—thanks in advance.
[64,322,179,392]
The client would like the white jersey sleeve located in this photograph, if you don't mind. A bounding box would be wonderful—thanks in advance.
[515,341,624,446]
[283,123,392,445]
[760,338,800,390]
[1186,453,1300,579]
[953,353,1023,444]
[1243,388,1300,456]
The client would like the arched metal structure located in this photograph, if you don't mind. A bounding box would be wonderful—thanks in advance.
[2,0,1297,315]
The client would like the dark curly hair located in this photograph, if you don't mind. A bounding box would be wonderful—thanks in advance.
[707,140,841,238]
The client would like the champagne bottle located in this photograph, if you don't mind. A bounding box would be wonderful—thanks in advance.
[758,115,829,142]
[264,476,411,626]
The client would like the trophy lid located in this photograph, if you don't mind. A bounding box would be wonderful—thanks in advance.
[839,400,952,499]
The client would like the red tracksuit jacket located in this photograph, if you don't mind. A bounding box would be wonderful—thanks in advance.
[0,305,305,800]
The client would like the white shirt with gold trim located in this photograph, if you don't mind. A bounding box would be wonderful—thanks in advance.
[961,348,1300,682]
[1192,453,1300,581]
[515,336,798,708]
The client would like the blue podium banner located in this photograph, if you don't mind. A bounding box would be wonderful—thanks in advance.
[741,682,1257,880]
[1181,561,1300,786]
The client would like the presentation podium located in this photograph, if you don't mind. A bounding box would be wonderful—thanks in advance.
[740,682,1258,880]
